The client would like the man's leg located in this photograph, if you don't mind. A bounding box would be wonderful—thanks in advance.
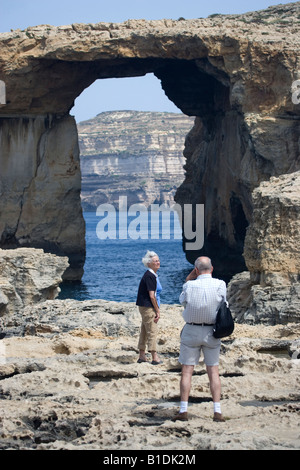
[137,308,147,361]
[180,364,195,402]
[202,328,224,422]
[206,365,221,402]
[206,365,224,422]
[137,307,160,363]
[173,364,194,421]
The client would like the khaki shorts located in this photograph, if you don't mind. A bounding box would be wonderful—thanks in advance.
[179,323,221,367]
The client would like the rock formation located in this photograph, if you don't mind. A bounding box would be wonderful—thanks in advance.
[0,4,299,452]
[0,297,299,450]
[0,248,69,317]
[228,171,300,324]
[0,115,85,280]
[78,111,194,210]
[0,227,298,451]
[0,3,300,280]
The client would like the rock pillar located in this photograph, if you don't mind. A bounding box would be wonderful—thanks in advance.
[0,114,85,280]
[228,171,300,324]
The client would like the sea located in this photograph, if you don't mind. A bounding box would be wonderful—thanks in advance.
[58,211,193,305]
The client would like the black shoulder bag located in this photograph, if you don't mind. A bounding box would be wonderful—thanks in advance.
[213,301,234,339]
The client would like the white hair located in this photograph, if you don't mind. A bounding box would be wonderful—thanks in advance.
[142,250,158,267]
[194,256,212,272]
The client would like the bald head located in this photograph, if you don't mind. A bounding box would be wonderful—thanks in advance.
[194,256,213,274]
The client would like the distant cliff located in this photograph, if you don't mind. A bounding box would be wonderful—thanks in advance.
[78,111,194,210]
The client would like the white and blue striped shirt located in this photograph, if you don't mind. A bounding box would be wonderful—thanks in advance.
[179,274,227,324]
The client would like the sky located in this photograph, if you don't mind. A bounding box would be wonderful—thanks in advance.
[0,0,294,122]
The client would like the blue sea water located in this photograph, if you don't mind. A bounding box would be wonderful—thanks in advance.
[59,211,193,304]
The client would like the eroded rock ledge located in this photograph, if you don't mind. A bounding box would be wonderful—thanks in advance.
[0,297,299,450]
[0,248,68,318]
[228,171,300,324]
[0,245,299,449]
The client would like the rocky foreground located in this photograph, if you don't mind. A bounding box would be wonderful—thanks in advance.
[1,298,299,451]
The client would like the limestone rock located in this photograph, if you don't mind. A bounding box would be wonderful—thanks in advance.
[78,111,194,209]
[228,171,300,324]
[244,171,300,285]
[0,3,300,278]
[0,298,299,450]
[0,248,69,317]
[0,115,85,280]
[227,271,300,325]
[1,297,142,338]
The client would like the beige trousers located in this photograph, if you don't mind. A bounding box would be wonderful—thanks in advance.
[137,306,158,352]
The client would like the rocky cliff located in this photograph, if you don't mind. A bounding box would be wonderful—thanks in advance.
[228,170,300,324]
[0,114,85,280]
[78,111,194,210]
[0,2,299,281]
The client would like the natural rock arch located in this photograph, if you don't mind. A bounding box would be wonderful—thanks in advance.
[0,4,299,280]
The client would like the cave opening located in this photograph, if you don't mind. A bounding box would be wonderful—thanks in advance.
[0,55,250,294]
[59,69,195,301]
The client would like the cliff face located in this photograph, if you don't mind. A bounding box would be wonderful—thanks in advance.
[0,2,299,280]
[78,111,194,210]
[228,171,300,324]
[0,115,84,280]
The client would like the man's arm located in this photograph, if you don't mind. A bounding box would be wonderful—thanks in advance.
[218,280,227,301]
[185,268,198,282]
[179,268,197,305]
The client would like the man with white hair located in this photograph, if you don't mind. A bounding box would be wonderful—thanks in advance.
[174,256,227,422]
[136,251,163,365]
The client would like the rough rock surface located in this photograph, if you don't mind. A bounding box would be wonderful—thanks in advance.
[79,111,194,210]
[0,115,85,280]
[244,171,300,284]
[0,248,69,317]
[228,171,300,324]
[0,3,300,278]
[0,299,299,450]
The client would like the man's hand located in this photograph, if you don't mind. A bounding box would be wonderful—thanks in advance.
[185,268,198,282]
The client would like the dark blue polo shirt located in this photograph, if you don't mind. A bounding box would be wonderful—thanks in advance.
[136,270,157,308]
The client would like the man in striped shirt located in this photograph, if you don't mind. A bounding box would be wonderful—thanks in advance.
[173,256,227,422]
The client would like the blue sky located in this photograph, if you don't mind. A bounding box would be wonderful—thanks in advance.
[0,0,293,122]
